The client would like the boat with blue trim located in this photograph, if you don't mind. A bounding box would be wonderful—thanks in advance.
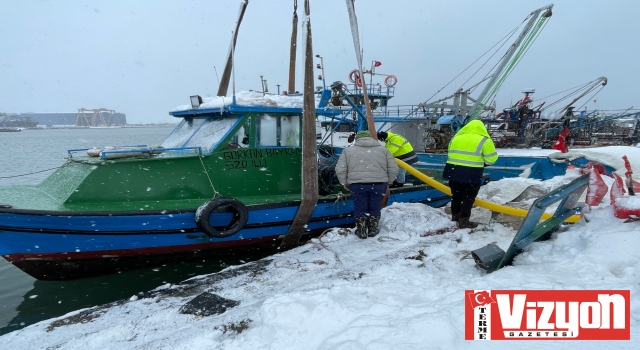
[0,90,451,280]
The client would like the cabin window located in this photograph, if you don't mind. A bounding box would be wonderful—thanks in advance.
[224,119,251,149]
[162,117,206,149]
[257,114,300,147]
[162,116,239,152]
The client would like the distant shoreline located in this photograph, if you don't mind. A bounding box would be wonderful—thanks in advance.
[23,124,177,130]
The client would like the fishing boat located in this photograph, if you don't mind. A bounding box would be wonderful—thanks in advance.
[0,89,456,280]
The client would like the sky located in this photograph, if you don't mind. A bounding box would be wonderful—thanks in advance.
[1,145,640,349]
[1,0,639,124]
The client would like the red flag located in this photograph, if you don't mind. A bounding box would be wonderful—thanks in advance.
[374,61,382,67]
[467,291,496,308]
[551,126,570,153]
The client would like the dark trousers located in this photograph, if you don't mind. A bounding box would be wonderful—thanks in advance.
[350,183,388,217]
[449,180,481,218]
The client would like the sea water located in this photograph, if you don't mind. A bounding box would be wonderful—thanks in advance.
[0,127,269,335]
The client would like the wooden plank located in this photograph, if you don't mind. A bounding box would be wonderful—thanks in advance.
[280,0,318,249]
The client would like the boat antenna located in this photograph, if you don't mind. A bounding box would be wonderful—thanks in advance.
[214,66,226,108]
[214,66,220,87]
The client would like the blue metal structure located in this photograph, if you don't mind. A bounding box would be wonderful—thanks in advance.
[472,174,589,273]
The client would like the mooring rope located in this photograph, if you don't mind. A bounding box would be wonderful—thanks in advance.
[333,191,347,215]
[0,159,72,179]
[197,154,220,198]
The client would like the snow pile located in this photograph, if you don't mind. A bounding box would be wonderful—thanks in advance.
[2,198,640,349]
[172,91,307,112]
[3,146,640,349]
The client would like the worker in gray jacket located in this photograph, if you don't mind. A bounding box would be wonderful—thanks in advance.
[335,130,399,239]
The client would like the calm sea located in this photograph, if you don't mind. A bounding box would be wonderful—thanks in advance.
[0,127,268,335]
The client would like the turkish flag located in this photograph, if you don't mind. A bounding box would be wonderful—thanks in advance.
[374,61,382,67]
[467,291,496,308]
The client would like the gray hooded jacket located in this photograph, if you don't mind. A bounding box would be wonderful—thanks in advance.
[335,137,399,185]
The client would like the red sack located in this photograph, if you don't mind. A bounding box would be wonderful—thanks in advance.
[585,167,608,206]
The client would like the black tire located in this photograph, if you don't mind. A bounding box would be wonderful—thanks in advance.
[196,197,248,238]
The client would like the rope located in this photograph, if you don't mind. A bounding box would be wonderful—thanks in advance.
[0,159,72,179]
[423,25,520,105]
[460,27,519,92]
[574,85,606,112]
[198,155,220,198]
[535,81,595,102]
[316,229,343,266]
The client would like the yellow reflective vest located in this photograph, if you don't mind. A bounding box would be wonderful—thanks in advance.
[384,132,413,157]
[446,120,498,168]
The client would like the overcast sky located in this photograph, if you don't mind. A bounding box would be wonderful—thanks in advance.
[1,0,638,124]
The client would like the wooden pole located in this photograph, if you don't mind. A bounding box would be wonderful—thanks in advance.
[288,0,298,93]
[217,1,248,97]
[344,0,377,140]
[280,0,318,249]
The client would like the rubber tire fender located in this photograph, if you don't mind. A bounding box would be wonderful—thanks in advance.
[195,197,248,238]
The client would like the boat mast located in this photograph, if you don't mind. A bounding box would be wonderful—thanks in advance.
[217,0,248,97]
[280,0,318,249]
[288,0,298,94]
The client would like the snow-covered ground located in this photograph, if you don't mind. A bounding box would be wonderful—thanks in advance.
[2,146,640,349]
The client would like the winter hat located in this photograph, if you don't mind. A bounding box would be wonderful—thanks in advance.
[377,131,388,141]
[354,131,372,140]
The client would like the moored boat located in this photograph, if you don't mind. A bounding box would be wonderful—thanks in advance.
[0,91,450,280]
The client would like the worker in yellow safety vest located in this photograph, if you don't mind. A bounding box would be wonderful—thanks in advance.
[442,120,498,229]
[376,131,418,188]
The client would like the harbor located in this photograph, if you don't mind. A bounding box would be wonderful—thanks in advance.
[1,0,640,348]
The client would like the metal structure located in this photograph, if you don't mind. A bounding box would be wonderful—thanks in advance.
[480,77,640,148]
[472,174,589,273]
[392,4,554,151]
[466,4,554,122]
[75,108,122,127]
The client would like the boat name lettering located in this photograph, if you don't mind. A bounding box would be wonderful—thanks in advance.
[223,149,264,160]
[264,148,301,157]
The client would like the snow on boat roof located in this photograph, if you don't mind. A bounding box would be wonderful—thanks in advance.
[171,91,306,112]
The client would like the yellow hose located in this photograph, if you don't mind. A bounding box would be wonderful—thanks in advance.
[396,159,581,223]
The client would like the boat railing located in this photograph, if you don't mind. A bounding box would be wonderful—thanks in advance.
[67,145,148,154]
[344,83,395,98]
[369,105,449,121]
[67,146,203,160]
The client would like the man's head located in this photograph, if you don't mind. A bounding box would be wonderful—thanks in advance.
[376,131,388,141]
[354,131,372,140]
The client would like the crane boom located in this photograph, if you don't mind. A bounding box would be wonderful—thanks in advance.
[554,77,608,117]
[467,4,554,122]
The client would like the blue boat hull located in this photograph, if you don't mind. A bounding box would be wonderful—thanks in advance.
[0,186,449,280]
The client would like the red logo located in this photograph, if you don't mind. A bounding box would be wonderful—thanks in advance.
[468,291,496,308]
[465,290,630,340]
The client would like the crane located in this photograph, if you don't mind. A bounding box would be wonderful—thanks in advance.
[466,4,554,123]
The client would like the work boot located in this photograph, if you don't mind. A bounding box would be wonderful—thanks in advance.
[458,216,478,229]
[354,217,369,239]
[367,216,380,237]
[451,213,460,222]
[390,181,404,188]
